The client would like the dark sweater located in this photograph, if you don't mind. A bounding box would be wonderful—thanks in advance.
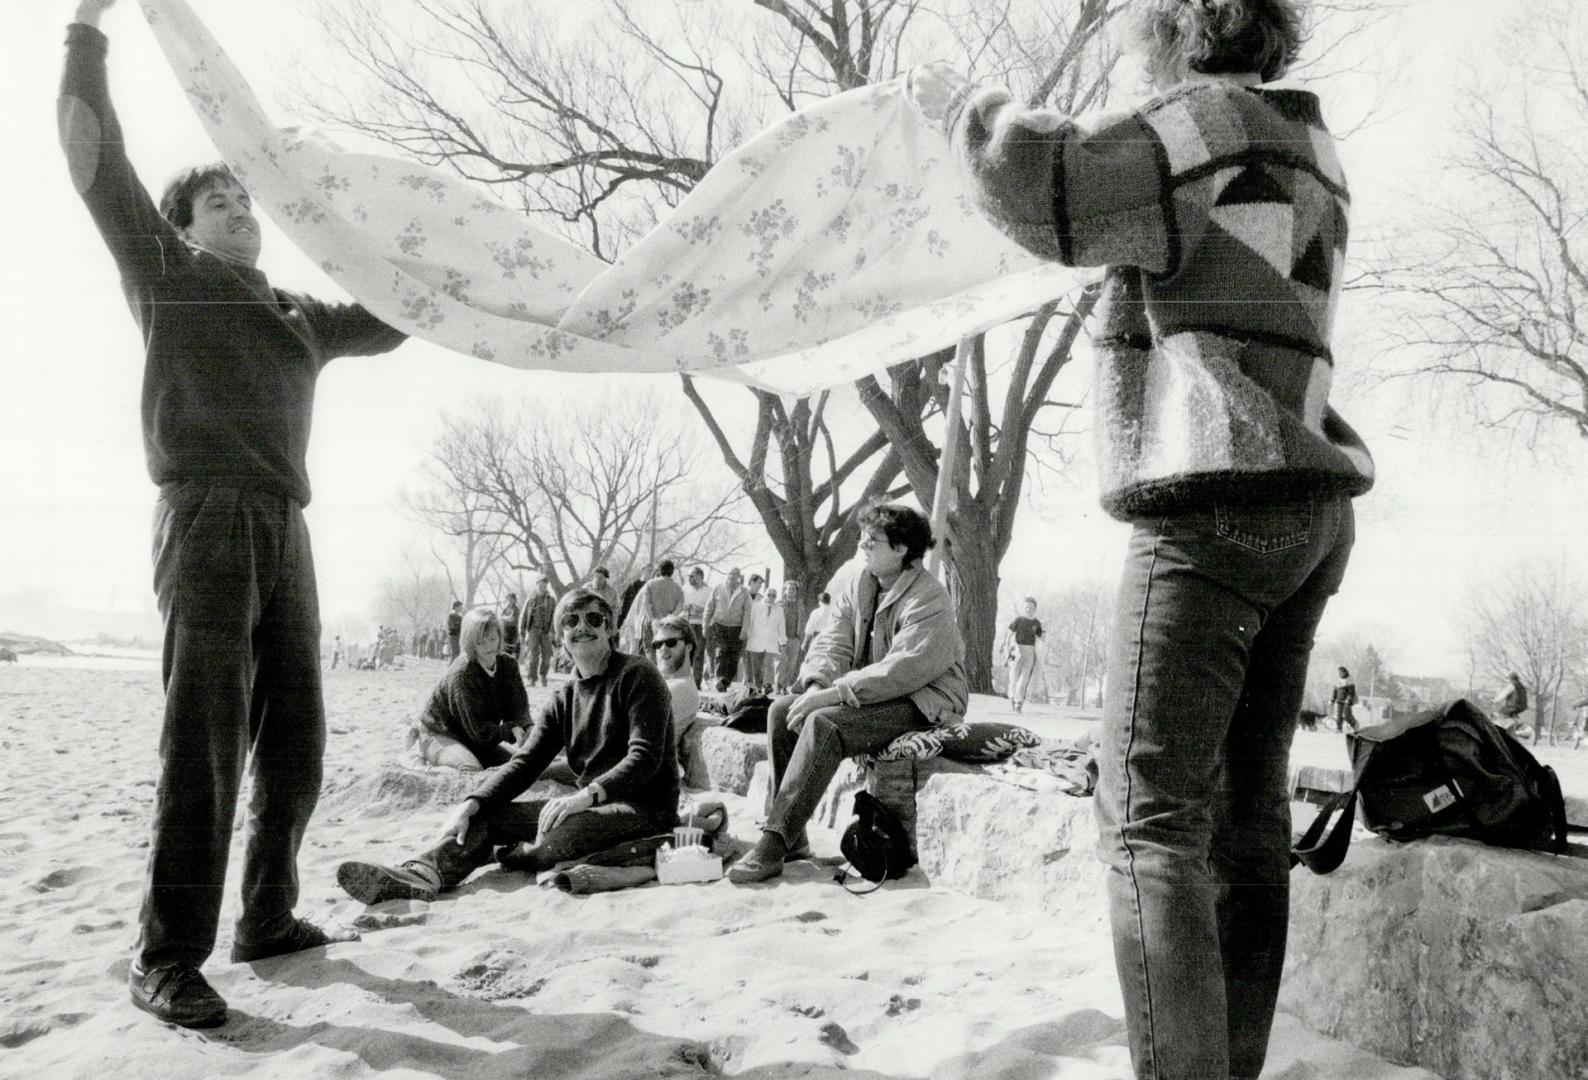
[59,24,406,506]
[416,657,530,767]
[470,651,678,814]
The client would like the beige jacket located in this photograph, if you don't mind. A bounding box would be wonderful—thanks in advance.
[799,564,968,725]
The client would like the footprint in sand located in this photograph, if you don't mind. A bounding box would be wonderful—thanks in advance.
[31,866,94,892]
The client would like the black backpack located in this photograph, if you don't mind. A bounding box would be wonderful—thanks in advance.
[1293,699,1569,874]
[834,791,915,893]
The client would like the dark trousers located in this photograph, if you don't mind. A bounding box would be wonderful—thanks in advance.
[1097,496,1354,1080]
[414,799,676,886]
[689,622,707,686]
[523,629,554,683]
[763,694,928,844]
[710,623,745,691]
[137,484,325,969]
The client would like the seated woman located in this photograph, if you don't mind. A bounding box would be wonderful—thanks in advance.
[337,586,680,904]
[728,502,968,883]
[406,607,529,770]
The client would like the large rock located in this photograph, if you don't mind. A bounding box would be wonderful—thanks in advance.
[692,727,767,796]
[1282,836,1588,1080]
[912,763,1105,928]
[320,760,573,816]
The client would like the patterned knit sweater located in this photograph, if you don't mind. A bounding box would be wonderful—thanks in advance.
[948,77,1374,519]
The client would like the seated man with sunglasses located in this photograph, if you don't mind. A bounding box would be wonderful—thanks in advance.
[336,587,680,903]
[650,613,702,760]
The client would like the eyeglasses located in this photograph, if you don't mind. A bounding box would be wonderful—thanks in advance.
[859,531,889,549]
[560,610,609,630]
[651,637,684,649]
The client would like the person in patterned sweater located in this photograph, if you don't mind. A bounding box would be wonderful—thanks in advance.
[939,1,1372,1077]
[61,0,408,1030]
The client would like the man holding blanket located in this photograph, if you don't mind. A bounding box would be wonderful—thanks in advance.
[60,0,408,1029]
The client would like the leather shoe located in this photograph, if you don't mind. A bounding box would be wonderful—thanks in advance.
[128,962,227,1028]
[231,917,358,963]
[727,833,788,884]
[337,861,440,905]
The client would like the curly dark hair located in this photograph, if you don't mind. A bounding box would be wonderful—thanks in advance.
[158,163,245,229]
[858,502,936,569]
[1134,0,1307,85]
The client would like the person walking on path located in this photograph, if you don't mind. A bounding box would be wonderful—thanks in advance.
[682,566,712,687]
[1001,597,1044,713]
[446,601,464,661]
[942,0,1374,1073]
[631,560,685,653]
[742,575,785,696]
[61,0,412,1028]
[1330,667,1359,733]
[518,578,558,687]
[499,592,520,661]
[703,567,750,693]
[775,580,807,694]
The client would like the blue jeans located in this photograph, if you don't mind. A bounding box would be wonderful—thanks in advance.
[764,694,928,844]
[1097,495,1354,1080]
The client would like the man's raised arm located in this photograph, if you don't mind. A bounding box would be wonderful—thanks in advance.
[59,0,187,284]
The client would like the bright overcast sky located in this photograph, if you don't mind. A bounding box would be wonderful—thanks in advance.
[4,0,1586,677]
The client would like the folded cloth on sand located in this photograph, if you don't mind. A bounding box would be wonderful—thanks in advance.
[544,864,658,895]
[538,799,730,875]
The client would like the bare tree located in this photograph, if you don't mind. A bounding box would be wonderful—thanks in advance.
[1462,555,1587,744]
[1368,2,1588,444]
[291,0,1392,690]
[372,552,454,640]
[411,393,752,594]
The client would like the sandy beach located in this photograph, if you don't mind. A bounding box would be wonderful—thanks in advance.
[0,658,1453,1079]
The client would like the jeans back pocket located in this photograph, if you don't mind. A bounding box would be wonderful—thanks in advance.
[1214,499,1313,554]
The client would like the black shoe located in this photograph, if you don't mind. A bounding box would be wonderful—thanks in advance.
[231,917,358,963]
[336,861,440,905]
[128,962,227,1029]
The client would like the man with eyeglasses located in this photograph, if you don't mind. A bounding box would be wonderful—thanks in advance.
[650,613,702,762]
[335,587,680,905]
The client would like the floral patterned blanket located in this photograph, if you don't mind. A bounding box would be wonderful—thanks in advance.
[138,0,1093,396]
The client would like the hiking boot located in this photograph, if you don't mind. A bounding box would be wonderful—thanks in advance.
[336,860,440,905]
[231,917,358,963]
[128,962,227,1029]
[727,832,788,884]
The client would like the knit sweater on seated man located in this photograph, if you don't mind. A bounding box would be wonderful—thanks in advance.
[948,76,1374,519]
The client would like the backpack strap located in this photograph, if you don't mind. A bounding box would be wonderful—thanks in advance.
[1290,789,1358,874]
[1538,765,1570,854]
[833,860,887,895]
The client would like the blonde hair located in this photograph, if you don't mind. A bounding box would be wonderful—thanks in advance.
[458,607,503,665]
[1135,0,1306,85]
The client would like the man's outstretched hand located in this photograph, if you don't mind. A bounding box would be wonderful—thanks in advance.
[75,0,117,28]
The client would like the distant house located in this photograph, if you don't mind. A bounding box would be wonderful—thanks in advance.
[1395,675,1455,710]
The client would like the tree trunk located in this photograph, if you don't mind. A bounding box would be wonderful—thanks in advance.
[947,525,1000,695]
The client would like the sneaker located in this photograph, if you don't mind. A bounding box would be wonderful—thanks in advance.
[336,861,440,905]
[128,962,227,1029]
[231,917,358,963]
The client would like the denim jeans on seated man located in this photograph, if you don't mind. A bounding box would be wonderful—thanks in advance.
[1096,494,1354,1080]
[762,695,929,849]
